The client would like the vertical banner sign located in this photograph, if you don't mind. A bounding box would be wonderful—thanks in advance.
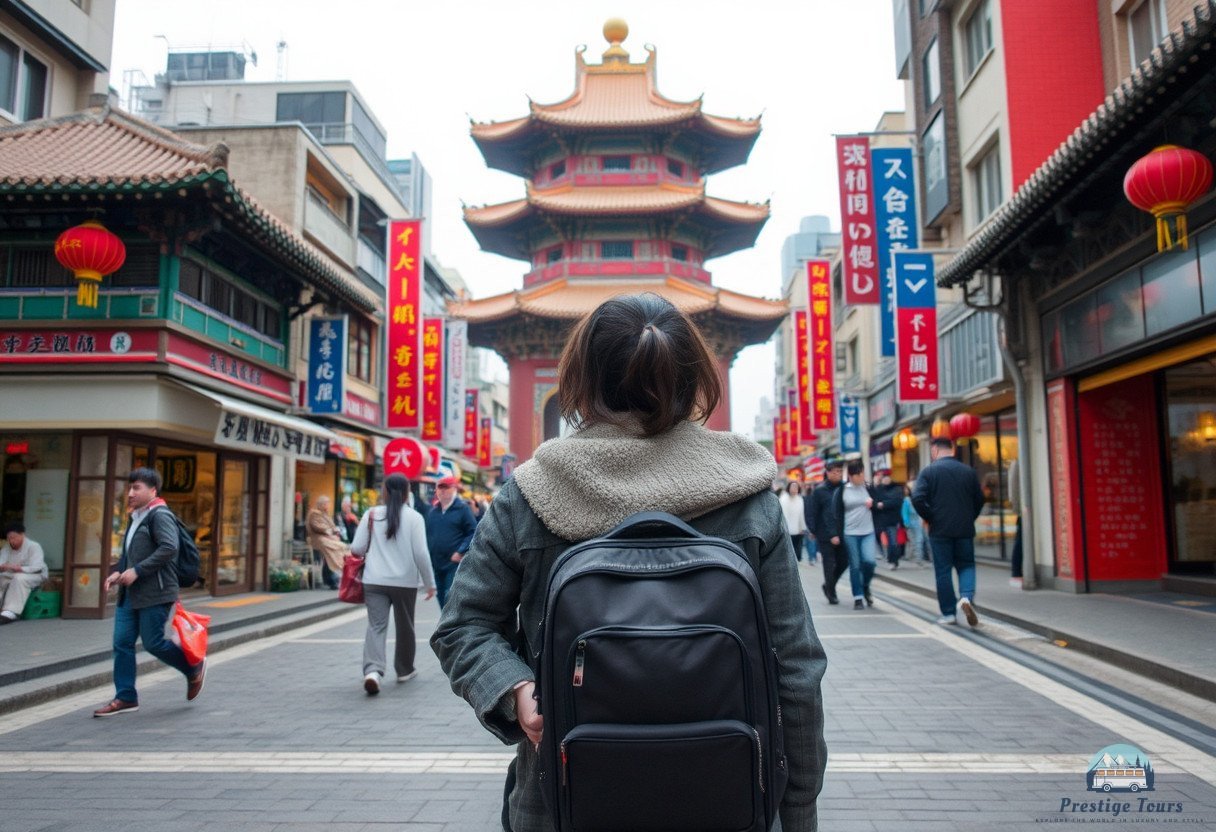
[894,251,940,402]
[778,404,790,460]
[307,317,345,414]
[444,320,467,449]
[772,417,784,461]
[871,147,920,358]
[794,310,814,444]
[786,387,801,454]
[836,136,879,304]
[386,220,423,430]
[478,417,492,468]
[807,259,837,430]
[840,396,861,455]
[421,318,444,441]
[463,390,479,458]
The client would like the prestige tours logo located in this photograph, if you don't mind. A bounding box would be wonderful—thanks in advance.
[1043,745,1191,823]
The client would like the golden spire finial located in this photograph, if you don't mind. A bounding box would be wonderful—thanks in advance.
[602,17,629,62]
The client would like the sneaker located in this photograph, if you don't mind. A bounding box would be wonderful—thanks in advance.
[396,670,418,683]
[853,599,864,610]
[1009,578,1023,588]
[864,592,874,608]
[821,584,838,605]
[363,672,382,695]
[186,659,207,701]
[957,598,979,628]
[935,616,958,626]
[0,610,17,624]
[93,698,139,717]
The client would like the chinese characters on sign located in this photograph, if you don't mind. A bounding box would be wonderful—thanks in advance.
[772,417,783,461]
[421,318,445,442]
[787,387,802,455]
[478,417,492,468]
[836,137,879,305]
[307,317,345,415]
[0,329,155,359]
[382,436,426,480]
[840,397,861,455]
[778,404,790,460]
[444,320,468,450]
[894,251,940,403]
[463,390,479,459]
[871,147,920,358]
[386,220,423,430]
[807,259,837,430]
[794,311,814,445]
[215,411,328,463]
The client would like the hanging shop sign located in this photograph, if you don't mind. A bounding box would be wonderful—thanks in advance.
[383,436,426,480]
[871,147,919,357]
[840,396,861,455]
[787,387,803,455]
[794,310,814,445]
[307,316,345,415]
[478,417,493,468]
[772,416,784,461]
[443,320,467,450]
[422,318,445,442]
[894,251,940,403]
[463,390,479,458]
[836,137,879,305]
[342,391,381,428]
[386,219,423,430]
[807,259,837,430]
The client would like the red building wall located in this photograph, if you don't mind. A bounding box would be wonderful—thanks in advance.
[1000,0,1106,188]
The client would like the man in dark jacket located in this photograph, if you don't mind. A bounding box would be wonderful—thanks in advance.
[912,438,986,628]
[425,475,478,608]
[804,459,847,604]
[871,472,905,569]
[94,467,205,717]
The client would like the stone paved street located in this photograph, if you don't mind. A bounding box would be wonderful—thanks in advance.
[1,567,1214,831]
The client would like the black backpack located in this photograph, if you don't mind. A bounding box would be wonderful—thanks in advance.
[537,512,787,832]
[156,507,201,587]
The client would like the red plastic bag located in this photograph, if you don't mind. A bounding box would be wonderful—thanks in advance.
[339,554,365,604]
[172,601,211,666]
[897,526,908,546]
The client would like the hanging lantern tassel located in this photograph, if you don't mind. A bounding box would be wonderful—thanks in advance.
[1124,145,1213,254]
[53,220,127,309]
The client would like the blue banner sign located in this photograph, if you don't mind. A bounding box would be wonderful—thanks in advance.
[871,147,920,357]
[308,317,345,415]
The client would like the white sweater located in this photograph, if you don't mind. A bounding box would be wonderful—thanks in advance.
[350,506,435,590]
[778,491,807,535]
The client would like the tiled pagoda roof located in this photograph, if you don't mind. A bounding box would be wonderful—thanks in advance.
[448,275,787,324]
[0,107,378,312]
[471,44,760,176]
[464,183,770,260]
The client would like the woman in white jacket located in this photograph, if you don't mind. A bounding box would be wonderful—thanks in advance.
[779,480,809,562]
[350,473,436,695]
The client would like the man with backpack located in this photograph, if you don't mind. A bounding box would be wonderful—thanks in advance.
[93,467,206,717]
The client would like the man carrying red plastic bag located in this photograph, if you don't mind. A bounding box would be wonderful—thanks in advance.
[93,467,209,717]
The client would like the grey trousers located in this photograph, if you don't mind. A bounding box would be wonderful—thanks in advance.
[362,584,418,678]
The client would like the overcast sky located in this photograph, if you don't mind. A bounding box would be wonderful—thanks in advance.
[112,0,906,437]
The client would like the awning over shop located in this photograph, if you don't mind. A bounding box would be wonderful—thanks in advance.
[181,384,337,464]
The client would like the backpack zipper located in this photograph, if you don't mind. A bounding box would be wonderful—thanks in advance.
[752,727,765,794]
[572,640,586,687]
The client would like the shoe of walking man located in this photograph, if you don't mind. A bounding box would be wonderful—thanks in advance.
[94,467,205,717]
[911,438,986,628]
[804,459,846,604]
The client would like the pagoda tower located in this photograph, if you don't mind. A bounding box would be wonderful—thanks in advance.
[454,19,786,463]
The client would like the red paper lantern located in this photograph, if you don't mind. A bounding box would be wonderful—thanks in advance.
[1123,145,1213,252]
[53,220,127,308]
[949,412,981,439]
[382,437,426,480]
[930,418,953,441]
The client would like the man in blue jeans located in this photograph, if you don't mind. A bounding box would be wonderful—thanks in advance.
[911,438,986,628]
[425,476,478,608]
[94,467,205,717]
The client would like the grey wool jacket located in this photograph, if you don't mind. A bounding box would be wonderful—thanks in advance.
[431,418,828,832]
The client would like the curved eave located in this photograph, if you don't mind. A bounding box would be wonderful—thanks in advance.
[937,0,1216,287]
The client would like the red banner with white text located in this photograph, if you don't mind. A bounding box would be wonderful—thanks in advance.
[386,220,423,430]
[836,136,879,304]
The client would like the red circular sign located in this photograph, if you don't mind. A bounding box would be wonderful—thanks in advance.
[383,437,426,479]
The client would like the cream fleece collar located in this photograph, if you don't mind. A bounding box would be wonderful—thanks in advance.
[512,419,778,541]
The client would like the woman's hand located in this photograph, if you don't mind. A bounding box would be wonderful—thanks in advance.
[515,681,543,747]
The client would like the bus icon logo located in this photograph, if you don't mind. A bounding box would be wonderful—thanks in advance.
[1087,744,1154,793]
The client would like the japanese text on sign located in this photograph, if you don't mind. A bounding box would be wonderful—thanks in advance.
[807,259,837,430]
[387,220,423,429]
[307,317,345,415]
[871,147,920,358]
[794,311,814,445]
[894,251,940,403]
[422,318,445,442]
[836,137,880,305]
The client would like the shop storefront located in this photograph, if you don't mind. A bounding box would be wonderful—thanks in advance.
[1043,225,1216,591]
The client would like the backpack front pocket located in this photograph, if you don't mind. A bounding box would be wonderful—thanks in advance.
[560,720,762,832]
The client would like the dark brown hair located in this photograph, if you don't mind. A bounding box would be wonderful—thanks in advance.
[557,293,722,437]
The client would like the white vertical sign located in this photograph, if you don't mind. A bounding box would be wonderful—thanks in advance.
[444,319,468,449]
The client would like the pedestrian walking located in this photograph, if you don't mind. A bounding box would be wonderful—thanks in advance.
[93,467,205,717]
[431,293,827,832]
[339,496,360,542]
[805,459,846,603]
[912,438,986,628]
[872,471,905,569]
[779,480,809,562]
[0,523,47,625]
[901,481,928,566]
[306,496,347,589]
[350,473,436,695]
[424,475,477,608]
[833,460,879,609]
